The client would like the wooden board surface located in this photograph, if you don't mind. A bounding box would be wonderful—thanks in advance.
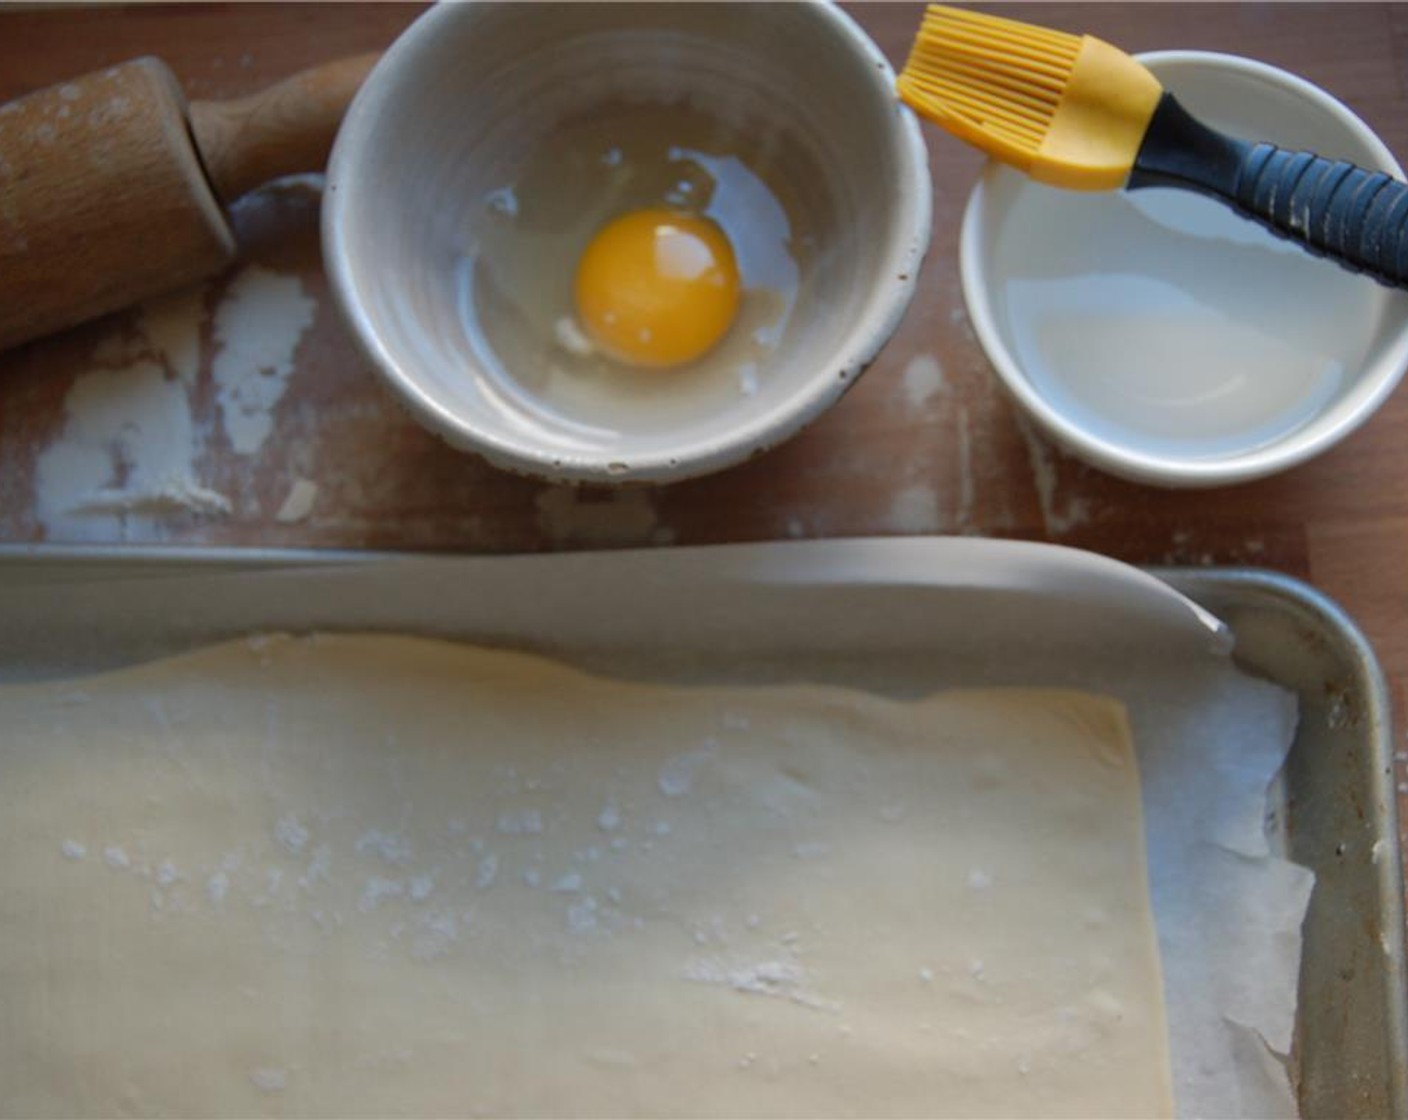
[1,1,1405,955]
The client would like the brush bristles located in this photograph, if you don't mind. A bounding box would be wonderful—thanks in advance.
[898,5,1082,151]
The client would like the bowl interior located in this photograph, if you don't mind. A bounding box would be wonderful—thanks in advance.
[963,52,1408,485]
[327,3,928,482]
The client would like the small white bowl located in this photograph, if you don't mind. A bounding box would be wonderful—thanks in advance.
[960,51,1408,487]
[324,1,930,485]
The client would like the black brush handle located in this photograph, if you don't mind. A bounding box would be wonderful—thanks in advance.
[1129,92,1408,289]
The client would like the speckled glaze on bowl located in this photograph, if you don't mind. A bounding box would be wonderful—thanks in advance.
[324,1,932,485]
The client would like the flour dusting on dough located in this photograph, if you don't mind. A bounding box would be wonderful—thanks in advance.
[683,956,835,1011]
[276,815,310,856]
[1,635,1180,1117]
[249,1067,287,1093]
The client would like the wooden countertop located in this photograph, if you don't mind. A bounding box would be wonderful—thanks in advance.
[1,2,1405,936]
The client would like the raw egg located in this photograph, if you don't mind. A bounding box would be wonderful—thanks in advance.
[459,102,811,435]
[574,209,740,369]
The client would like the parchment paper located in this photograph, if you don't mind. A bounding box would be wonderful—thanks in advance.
[0,538,1314,1117]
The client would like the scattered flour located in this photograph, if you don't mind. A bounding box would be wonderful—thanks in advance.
[359,876,404,914]
[28,278,256,543]
[33,359,229,541]
[355,829,413,864]
[411,909,460,960]
[212,265,317,456]
[60,840,87,861]
[551,872,583,893]
[274,477,319,523]
[65,481,230,518]
[30,269,313,541]
[1017,416,1091,535]
[658,744,717,798]
[496,809,544,836]
[901,353,947,408]
[205,870,230,906]
[275,814,310,856]
[968,869,993,890]
[138,289,205,386]
[884,484,941,534]
[596,804,622,832]
[683,957,832,1010]
[955,406,975,531]
[475,854,499,890]
[103,845,129,870]
[86,96,131,128]
[566,895,599,933]
[249,1067,287,1093]
[299,845,332,891]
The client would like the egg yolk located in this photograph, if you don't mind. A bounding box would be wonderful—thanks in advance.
[574,208,740,369]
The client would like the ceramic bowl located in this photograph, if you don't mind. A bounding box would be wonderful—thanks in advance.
[960,51,1408,487]
[324,1,931,484]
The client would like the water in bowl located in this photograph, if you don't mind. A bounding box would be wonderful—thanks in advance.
[995,185,1386,459]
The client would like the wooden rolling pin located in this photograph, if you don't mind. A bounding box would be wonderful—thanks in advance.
[0,53,378,353]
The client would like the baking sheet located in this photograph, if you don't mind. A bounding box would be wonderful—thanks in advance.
[0,538,1370,1117]
[1158,568,1408,1119]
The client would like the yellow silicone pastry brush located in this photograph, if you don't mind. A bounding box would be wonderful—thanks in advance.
[898,4,1408,287]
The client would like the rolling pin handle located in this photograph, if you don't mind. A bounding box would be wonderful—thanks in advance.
[187,52,379,206]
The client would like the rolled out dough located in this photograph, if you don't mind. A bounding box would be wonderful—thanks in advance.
[0,634,1173,1118]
